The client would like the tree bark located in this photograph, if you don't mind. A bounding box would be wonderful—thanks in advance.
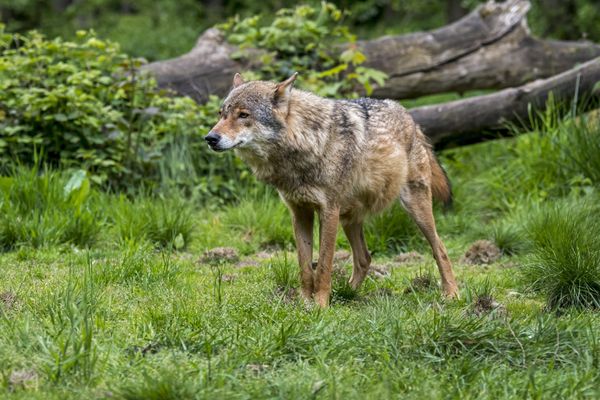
[410,56,600,148]
[142,0,600,103]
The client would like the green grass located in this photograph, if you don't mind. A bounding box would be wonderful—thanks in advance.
[523,199,600,310]
[2,112,600,398]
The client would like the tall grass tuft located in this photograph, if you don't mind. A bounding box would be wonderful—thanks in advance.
[564,117,600,186]
[523,201,600,310]
[222,187,294,249]
[270,253,298,290]
[117,369,198,400]
[490,222,526,256]
[0,167,100,250]
[38,257,99,383]
[111,195,194,250]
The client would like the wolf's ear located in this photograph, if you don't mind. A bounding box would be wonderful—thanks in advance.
[233,73,245,88]
[274,72,298,107]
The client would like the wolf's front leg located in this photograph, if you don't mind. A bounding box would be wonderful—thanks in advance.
[314,206,340,308]
[290,205,315,302]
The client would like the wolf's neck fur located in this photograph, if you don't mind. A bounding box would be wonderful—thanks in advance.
[236,89,368,205]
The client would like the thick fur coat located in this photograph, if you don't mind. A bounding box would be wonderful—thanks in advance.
[206,74,458,307]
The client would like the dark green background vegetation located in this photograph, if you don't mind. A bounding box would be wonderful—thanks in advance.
[2,0,600,60]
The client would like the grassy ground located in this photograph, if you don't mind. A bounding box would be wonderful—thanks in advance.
[1,112,600,399]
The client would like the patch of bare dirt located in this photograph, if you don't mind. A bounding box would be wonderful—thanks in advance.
[8,370,37,391]
[472,295,507,318]
[1,291,18,312]
[404,274,437,294]
[200,247,239,264]
[461,240,501,265]
[394,251,425,264]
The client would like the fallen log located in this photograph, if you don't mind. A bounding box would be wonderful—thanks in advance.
[409,56,600,148]
[143,0,600,103]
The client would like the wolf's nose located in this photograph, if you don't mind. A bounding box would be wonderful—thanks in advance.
[204,131,221,146]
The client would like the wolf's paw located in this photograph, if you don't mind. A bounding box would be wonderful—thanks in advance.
[442,284,460,299]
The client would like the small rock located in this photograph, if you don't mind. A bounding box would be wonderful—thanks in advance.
[200,247,239,264]
[394,251,425,264]
[8,369,37,390]
[461,240,501,265]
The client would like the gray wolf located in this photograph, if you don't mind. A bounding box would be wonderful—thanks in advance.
[205,73,459,307]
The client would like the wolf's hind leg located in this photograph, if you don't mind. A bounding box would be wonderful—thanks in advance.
[399,181,459,298]
[290,205,315,301]
[342,222,371,290]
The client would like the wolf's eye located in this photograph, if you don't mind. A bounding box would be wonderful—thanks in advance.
[238,112,249,119]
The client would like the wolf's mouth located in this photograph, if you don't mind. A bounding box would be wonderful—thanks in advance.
[209,140,244,152]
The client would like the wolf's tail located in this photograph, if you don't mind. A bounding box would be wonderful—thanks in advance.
[428,150,453,209]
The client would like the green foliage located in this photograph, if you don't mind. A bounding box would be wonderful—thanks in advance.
[443,99,599,218]
[270,253,299,290]
[38,260,99,384]
[0,27,247,199]
[522,200,600,310]
[0,0,206,61]
[221,188,295,249]
[563,116,600,187]
[110,195,195,250]
[364,202,422,255]
[218,3,387,97]
[117,368,198,400]
[0,166,100,250]
[490,222,526,256]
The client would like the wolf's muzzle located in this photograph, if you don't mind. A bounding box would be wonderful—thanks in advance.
[204,131,222,150]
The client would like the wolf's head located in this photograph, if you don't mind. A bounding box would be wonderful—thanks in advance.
[204,73,297,152]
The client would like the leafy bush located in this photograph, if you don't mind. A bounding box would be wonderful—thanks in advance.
[0,27,247,199]
[218,3,387,98]
[523,201,600,310]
